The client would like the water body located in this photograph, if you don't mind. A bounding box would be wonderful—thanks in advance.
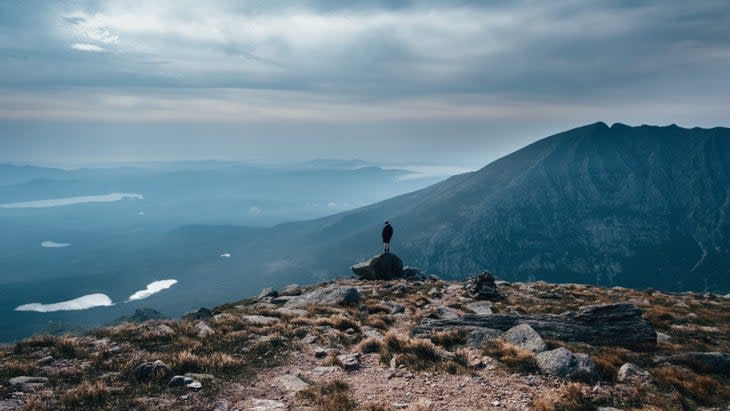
[0,193,143,208]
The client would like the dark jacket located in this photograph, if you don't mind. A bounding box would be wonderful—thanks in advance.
[382,223,393,242]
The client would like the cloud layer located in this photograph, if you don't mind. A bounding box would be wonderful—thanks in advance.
[15,293,113,312]
[1,1,728,166]
[127,279,178,302]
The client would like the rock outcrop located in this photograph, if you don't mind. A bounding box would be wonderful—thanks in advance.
[413,304,657,350]
[464,271,499,300]
[284,285,360,308]
[351,253,404,280]
[653,352,730,374]
[502,324,546,353]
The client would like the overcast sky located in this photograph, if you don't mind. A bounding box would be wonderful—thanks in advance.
[1,0,729,168]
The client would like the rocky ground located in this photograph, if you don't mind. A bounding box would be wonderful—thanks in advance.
[1,266,729,410]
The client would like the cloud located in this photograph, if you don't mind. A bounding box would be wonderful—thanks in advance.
[0,193,143,208]
[87,28,119,44]
[220,253,231,258]
[41,241,70,248]
[71,43,105,52]
[248,206,262,215]
[127,279,177,301]
[15,293,113,312]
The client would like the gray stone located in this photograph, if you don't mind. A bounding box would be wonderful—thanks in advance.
[195,321,215,338]
[187,380,202,389]
[656,332,671,344]
[150,324,176,337]
[464,271,499,300]
[433,307,460,319]
[9,376,48,387]
[273,374,310,393]
[242,315,279,325]
[184,373,215,381]
[275,307,309,317]
[466,328,503,348]
[653,352,730,374]
[284,286,360,308]
[535,348,599,382]
[281,284,303,296]
[181,307,213,322]
[465,301,493,315]
[252,399,287,410]
[503,324,547,353]
[617,363,650,383]
[413,303,657,350]
[382,301,405,314]
[37,356,54,365]
[337,353,361,371]
[168,375,195,387]
[301,334,317,345]
[351,253,404,280]
[133,360,173,382]
[258,287,279,299]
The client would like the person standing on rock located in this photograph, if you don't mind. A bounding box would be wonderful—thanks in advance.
[382,221,393,252]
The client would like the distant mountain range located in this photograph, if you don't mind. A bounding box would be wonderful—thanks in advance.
[181,122,730,293]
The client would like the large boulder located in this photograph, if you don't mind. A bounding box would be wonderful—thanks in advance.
[351,253,404,280]
[284,285,360,308]
[503,324,547,353]
[535,348,599,382]
[413,303,657,350]
[464,271,499,300]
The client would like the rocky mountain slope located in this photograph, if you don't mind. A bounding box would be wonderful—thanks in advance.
[2,258,729,410]
[170,122,730,297]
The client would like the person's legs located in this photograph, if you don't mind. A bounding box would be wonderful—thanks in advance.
[384,242,390,252]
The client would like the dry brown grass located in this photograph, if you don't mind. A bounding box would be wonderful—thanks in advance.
[654,365,722,404]
[166,350,246,374]
[12,334,58,355]
[531,382,593,411]
[1,358,36,376]
[296,379,358,411]
[481,338,537,373]
[377,333,465,373]
[61,381,110,409]
[356,337,382,354]
[430,329,467,349]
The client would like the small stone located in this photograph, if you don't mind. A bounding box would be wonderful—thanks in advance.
[133,360,173,382]
[617,363,650,383]
[302,334,318,345]
[187,381,202,389]
[465,301,493,315]
[242,315,279,325]
[168,375,194,387]
[392,403,409,409]
[195,321,215,338]
[37,356,54,365]
[258,287,279,299]
[251,399,287,410]
[313,347,328,358]
[273,374,309,393]
[337,353,361,371]
[9,376,48,386]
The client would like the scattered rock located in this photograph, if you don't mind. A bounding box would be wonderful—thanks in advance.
[337,353,362,371]
[313,347,328,358]
[272,308,307,318]
[150,324,176,337]
[37,356,54,365]
[502,324,546,353]
[285,286,360,308]
[617,363,650,383]
[301,334,318,345]
[464,270,499,300]
[428,287,442,298]
[187,381,202,389]
[433,307,460,319]
[392,403,409,409]
[168,375,195,387]
[535,348,599,382]
[273,374,309,393]
[184,373,214,382]
[281,284,302,296]
[8,376,48,389]
[181,307,213,322]
[466,328,503,348]
[653,352,730,374]
[133,360,173,383]
[381,301,405,314]
[195,321,215,338]
[251,399,287,411]
[656,332,671,345]
[258,287,279,299]
[402,266,422,278]
[242,315,279,325]
[465,301,493,315]
[351,253,404,280]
